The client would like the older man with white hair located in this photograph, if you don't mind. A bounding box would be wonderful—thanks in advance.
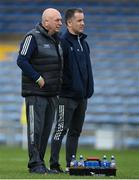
[17,8,63,174]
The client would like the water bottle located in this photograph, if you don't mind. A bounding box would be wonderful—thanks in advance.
[102,155,107,168]
[110,155,116,168]
[70,155,78,167]
[78,155,85,167]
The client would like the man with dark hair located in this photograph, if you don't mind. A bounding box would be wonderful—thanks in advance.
[17,8,63,174]
[50,8,94,173]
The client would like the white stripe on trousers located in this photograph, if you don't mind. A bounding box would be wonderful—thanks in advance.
[29,105,34,144]
[54,105,64,140]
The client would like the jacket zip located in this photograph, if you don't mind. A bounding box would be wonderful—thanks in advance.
[77,35,83,52]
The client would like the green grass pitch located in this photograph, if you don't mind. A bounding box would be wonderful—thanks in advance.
[0,145,139,179]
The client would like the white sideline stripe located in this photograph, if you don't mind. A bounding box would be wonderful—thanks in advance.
[21,35,32,55]
[29,105,34,144]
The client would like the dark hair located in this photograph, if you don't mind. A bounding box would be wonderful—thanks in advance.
[65,8,83,25]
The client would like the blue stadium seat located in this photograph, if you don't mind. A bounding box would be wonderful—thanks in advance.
[0,0,139,147]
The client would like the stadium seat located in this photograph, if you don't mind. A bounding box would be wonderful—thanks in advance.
[0,0,139,148]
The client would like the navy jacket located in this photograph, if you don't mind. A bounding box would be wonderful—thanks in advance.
[60,30,94,99]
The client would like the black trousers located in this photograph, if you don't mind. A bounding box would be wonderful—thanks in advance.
[50,97,87,167]
[25,96,58,169]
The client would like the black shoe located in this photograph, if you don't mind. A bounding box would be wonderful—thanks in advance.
[29,166,59,174]
[50,164,64,173]
[45,167,59,174]
[29,165,46,174]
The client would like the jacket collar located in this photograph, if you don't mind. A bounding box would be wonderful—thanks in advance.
[64,30,87,41]
[35,23,60,43]
[35,23,49,36]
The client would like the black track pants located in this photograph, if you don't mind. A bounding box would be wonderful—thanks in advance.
[25,96,58,169]
[50,97,87,167]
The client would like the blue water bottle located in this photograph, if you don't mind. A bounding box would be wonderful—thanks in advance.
[110,155,116,168]
[102,155,107,168]
[78,155,85,167]
[70,155,78,167]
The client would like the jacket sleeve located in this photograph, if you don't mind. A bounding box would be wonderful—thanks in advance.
[17,34,40,82]
[85,41,90,54]
[60,39,69,58]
